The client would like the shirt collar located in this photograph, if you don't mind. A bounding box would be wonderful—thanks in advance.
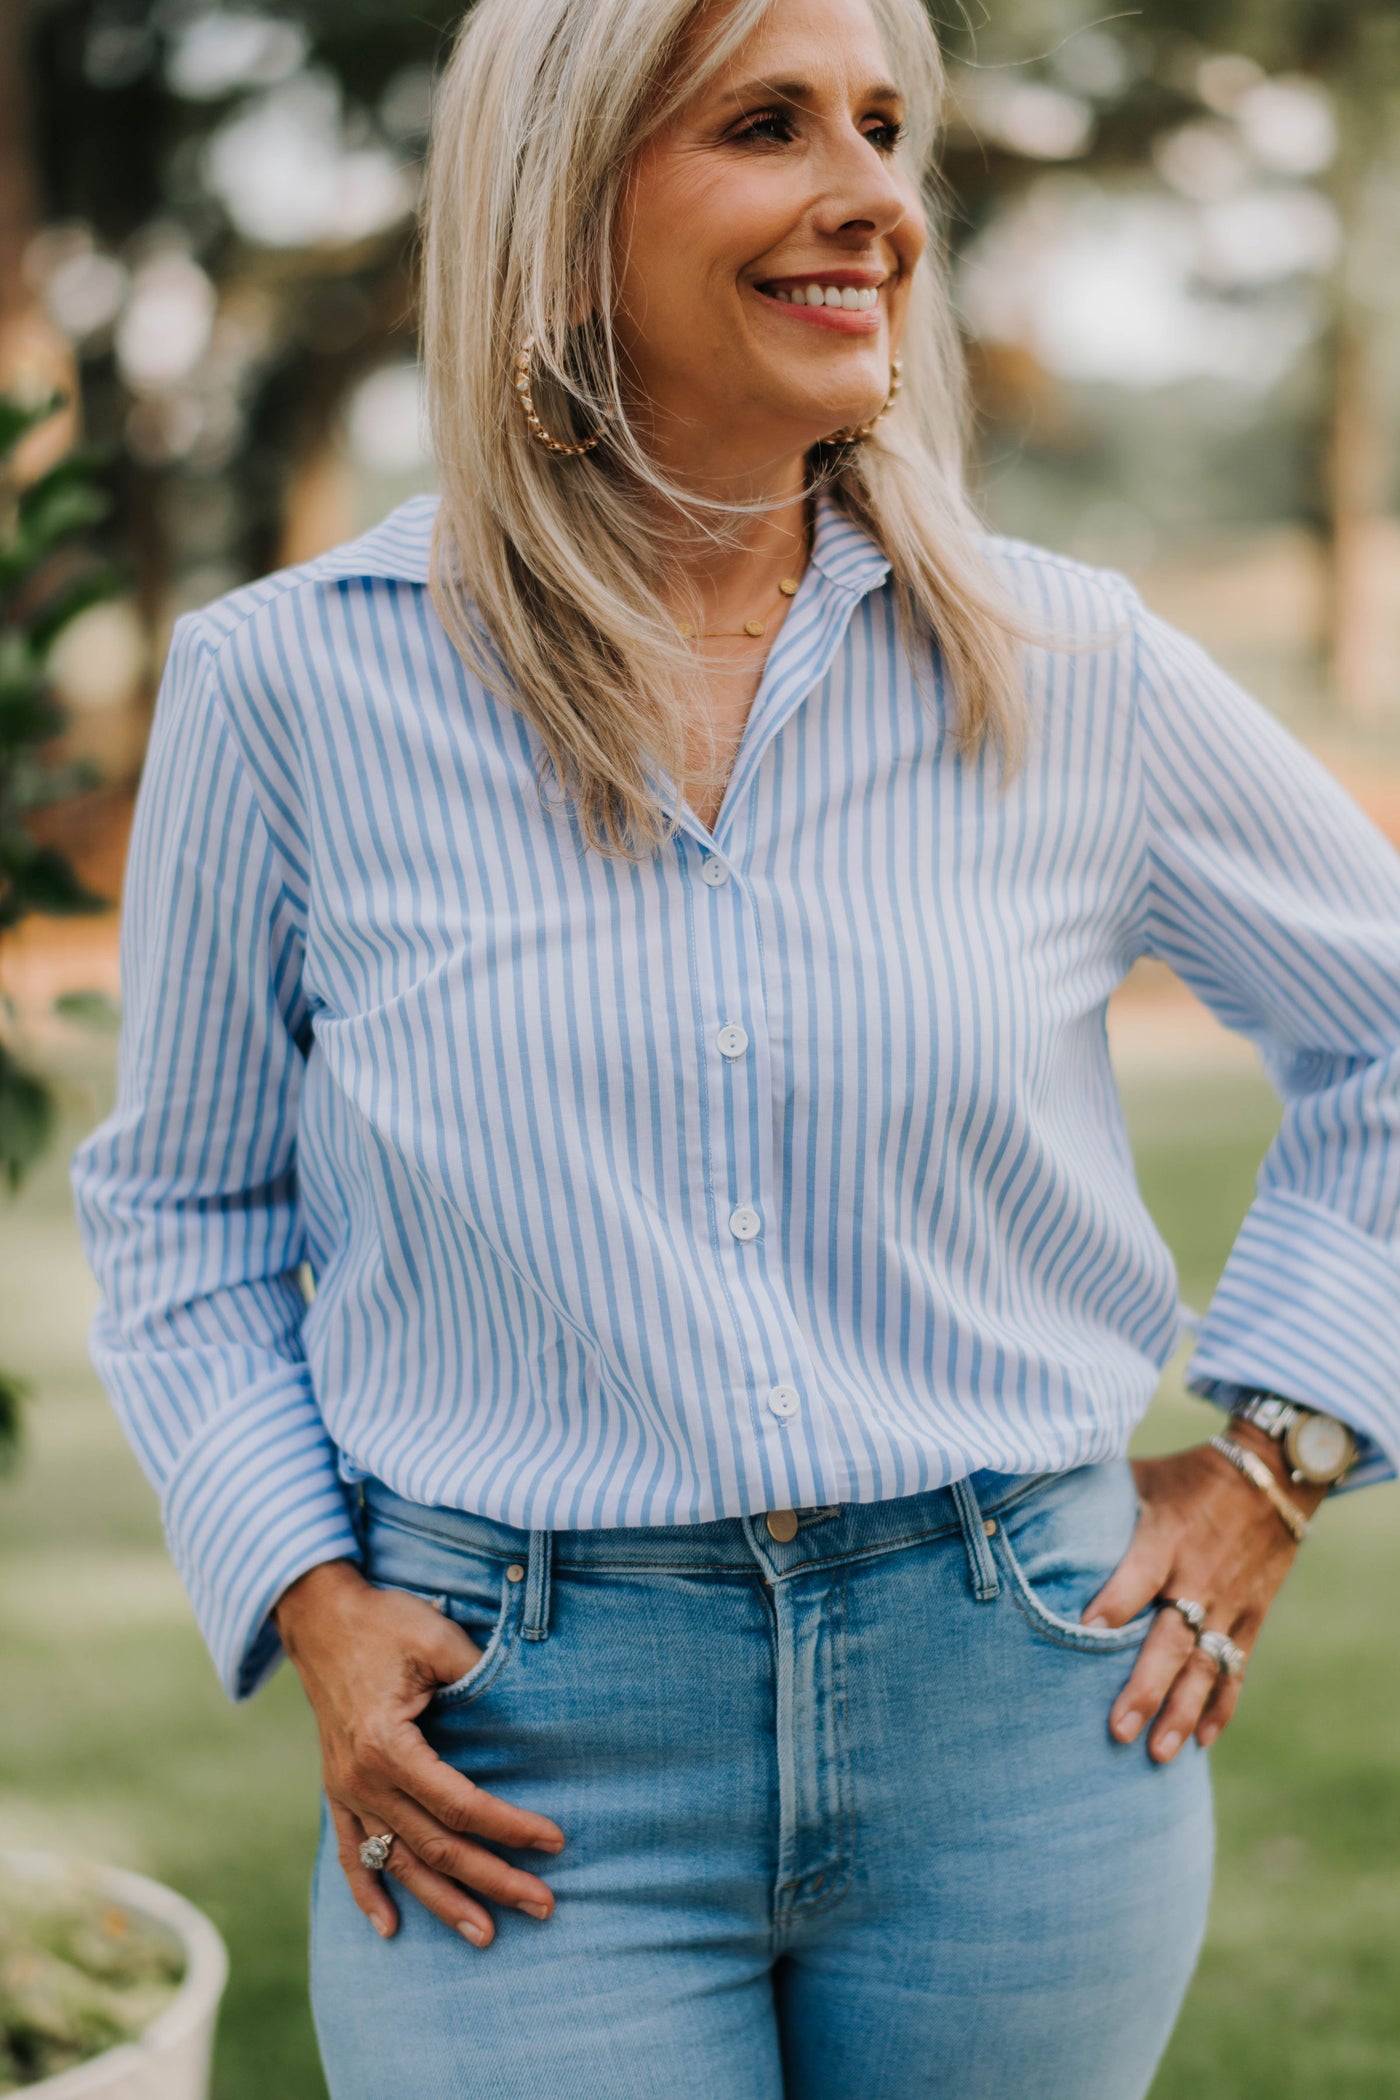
[313,483,892,597]
[806,483,892,594]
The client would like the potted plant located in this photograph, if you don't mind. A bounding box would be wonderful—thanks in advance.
[0,1852,227,2097]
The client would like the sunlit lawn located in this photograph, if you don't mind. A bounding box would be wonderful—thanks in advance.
[1,1048,1397,2098]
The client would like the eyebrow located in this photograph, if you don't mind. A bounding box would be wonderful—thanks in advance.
[712,75,904,108]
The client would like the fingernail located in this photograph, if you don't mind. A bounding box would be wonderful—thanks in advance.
[1114,1711,1143,1743]
[458,1920,489,1946]
[532,1837,565,1853]
[1156,1730,1181,1761]
[372,1915,392,1938]
[1198,1724,1219,1749]
[517,1900,551,1920]
[1084,1615,1109,1629]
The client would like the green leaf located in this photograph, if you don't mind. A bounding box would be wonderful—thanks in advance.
[53,989,120,1032]
[1,461,114,581]
[0,1369,27,1472]
[0,1045,54,1192]
[27,563,125,657]
[13,756,105,810]
[0,688,62,747]
[0,843,107,924]
[0,392,66,465]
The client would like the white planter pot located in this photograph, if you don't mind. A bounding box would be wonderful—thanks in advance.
[1,1851,228,2100]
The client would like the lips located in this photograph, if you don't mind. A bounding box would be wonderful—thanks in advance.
[756,268,891,292]
[749,279,885,332]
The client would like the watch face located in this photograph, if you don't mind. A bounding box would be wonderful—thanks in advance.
[1287,1413,1355,1482]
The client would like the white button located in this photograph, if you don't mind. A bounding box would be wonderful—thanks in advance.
[767,1384,800,1419]
[716,1023,749,1059]
[728,1205,762,1242]
[699,856,731,887]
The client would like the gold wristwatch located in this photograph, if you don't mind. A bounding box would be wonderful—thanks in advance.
[1229,1391,1358,1487]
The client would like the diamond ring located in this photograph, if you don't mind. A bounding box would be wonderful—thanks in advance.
[359,1832,396,1871]
[1196,1628,1246,1678]
[1163,1596,1207,1634]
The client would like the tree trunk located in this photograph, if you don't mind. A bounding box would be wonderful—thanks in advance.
[0,2,77,440]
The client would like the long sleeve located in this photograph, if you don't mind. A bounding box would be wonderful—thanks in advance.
[70,611,361,1698]
[1129,591,1400,1488]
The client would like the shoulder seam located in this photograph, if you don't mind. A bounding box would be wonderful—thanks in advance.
[176,608,308,924]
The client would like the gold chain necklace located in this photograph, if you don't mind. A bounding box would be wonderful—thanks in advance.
[676,574,801,641]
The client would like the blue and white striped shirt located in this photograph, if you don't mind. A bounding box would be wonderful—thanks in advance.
[72,488,1400,1699]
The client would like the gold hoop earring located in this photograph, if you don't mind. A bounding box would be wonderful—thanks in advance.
[828,353,903,444]
[513,336,607,457]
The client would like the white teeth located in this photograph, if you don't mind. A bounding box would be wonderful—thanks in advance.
[762,283,881,310]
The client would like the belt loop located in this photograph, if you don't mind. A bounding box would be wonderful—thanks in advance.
[523,1528,552,1641]
[349,1477,369,1559]
[951,1476,1000,1602]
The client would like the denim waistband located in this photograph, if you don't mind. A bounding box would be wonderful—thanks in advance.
[357,1465,1057,1584]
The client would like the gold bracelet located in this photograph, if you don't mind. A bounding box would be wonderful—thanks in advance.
[1208,1434,1311,1544]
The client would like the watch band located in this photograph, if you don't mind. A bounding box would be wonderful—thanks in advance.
[1208,1434,1311,1544]
[1230,1391,1306,1440]
[1229,1390,1357,1486]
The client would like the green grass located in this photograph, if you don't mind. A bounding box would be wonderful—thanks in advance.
[1,1053,1396,2096]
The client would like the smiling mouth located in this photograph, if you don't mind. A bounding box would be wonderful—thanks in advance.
[749,277,887,333]
[759,281,882,311]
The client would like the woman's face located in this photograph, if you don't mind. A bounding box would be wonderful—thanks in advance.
[614,0,926,479]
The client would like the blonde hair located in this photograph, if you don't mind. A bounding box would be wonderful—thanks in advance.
[421,0,1032,859]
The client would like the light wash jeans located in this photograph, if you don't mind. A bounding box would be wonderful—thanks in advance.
[310,1459,1213,2099]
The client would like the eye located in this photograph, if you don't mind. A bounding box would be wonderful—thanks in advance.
[731,108,795,145]
[864,118,905,154]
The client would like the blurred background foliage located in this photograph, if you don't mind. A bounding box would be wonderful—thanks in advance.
[0,3,1398,2096]
[0,0,1396,748]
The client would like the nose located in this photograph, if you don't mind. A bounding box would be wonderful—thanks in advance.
[810,128,917,260]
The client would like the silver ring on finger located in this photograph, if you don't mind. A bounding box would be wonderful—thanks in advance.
[1196,1628,1246,1678]
[1162,1596,1207,1634]
[359,1832,396,1872]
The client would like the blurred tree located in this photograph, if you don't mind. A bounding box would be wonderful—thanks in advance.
[16,0,458,621]
[6,0,1399,718]
[938,0,1400,716]
[0,387,116,1466]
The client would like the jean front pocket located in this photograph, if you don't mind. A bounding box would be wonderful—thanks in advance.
[365,1514,528,1709]
[428,1571,525,1708]
[989,1461,1156,1655]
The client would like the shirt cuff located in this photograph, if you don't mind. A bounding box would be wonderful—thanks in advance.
[1184,1191,1400,1492]
[162,1374,363,1699]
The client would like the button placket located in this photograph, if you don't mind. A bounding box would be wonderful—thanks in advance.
[693,839,820,1480]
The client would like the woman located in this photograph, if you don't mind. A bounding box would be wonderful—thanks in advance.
[72,0,1400,2092]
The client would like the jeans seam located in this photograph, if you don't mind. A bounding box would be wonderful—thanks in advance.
[803,1576,856,1922]
[774,1578,856,1932]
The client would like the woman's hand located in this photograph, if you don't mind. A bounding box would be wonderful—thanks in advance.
[273,1560,565,1947]
[1081,1427,1330,1762]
